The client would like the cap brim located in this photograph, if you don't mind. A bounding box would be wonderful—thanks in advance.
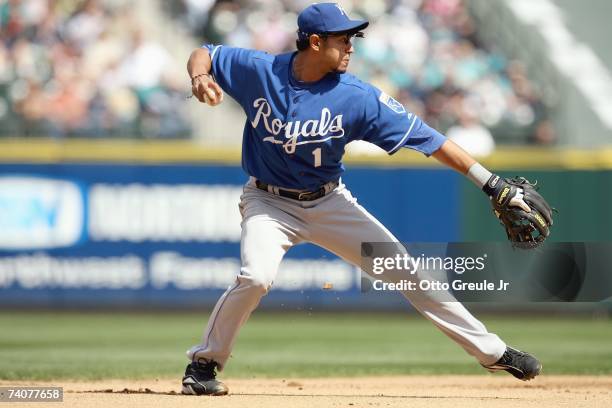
[326,19,369,35]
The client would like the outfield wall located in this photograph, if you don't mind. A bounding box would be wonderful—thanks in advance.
[0,161,460,309]
[0,140,610,309]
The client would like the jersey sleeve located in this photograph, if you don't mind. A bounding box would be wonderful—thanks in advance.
[202,44,259,106]
[358,86,446,156]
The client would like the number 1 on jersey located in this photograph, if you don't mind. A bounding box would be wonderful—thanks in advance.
[312,147,322,168]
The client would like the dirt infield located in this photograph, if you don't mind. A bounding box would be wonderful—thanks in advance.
[3,376,611,408]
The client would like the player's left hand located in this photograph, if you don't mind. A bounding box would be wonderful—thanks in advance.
[486,176,554,249]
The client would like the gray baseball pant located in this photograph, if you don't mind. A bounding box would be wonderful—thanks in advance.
[187,179,506,369]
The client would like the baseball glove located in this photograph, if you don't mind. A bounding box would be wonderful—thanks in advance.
[486,176,554,249]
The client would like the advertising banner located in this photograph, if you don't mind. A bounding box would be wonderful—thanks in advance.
[0,163,460,309]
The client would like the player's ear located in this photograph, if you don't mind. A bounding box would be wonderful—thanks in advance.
[310,34,322,51]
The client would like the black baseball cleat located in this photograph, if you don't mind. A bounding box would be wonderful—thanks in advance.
[483,347,542,381]
[181,359,229,395]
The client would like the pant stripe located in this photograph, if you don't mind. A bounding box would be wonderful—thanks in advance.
[194,278,241,362]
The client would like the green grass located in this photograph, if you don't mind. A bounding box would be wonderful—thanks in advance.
[0,312,610,380]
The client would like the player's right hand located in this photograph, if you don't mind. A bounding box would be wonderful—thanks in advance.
[191,74,224,106]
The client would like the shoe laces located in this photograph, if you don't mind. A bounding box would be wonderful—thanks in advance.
[194,359,218,379]
[501,347,528,367]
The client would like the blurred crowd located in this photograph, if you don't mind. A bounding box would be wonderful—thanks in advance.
[1,0,556,147]
[0,0,191,138]
[167,0,556,151]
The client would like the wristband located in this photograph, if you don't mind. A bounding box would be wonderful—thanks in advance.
[466,163,493,190]
[191,73,211,85]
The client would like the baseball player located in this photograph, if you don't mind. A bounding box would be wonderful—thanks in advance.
[182,3,550,396]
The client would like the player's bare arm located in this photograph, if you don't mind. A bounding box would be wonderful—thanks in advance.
[433,139,553,248]
[187,48,224,106]
[431,139,476,174]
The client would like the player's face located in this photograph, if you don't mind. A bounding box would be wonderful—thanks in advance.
[320,33,354,73]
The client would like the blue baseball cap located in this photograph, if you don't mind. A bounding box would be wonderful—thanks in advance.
[297,3,369,38]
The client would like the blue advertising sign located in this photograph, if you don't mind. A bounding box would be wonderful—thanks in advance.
[0,163,459,309]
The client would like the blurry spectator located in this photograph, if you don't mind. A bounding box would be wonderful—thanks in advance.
[251,8,295,54]
[0,0,191,138]
[65,0,107,51]
[118,30,173,94]
[45,72,91,136]
[506,61,556,145]
[117,30,190,138]
[447,103,495,157]
[14,80,47,135]
[344,139,386,156]
[2,0,554,143]
[183,0,216,33]
[162,0,216,37]
[169,0,554,146]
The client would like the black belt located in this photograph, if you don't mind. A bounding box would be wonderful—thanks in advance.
[255,179,338,201]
